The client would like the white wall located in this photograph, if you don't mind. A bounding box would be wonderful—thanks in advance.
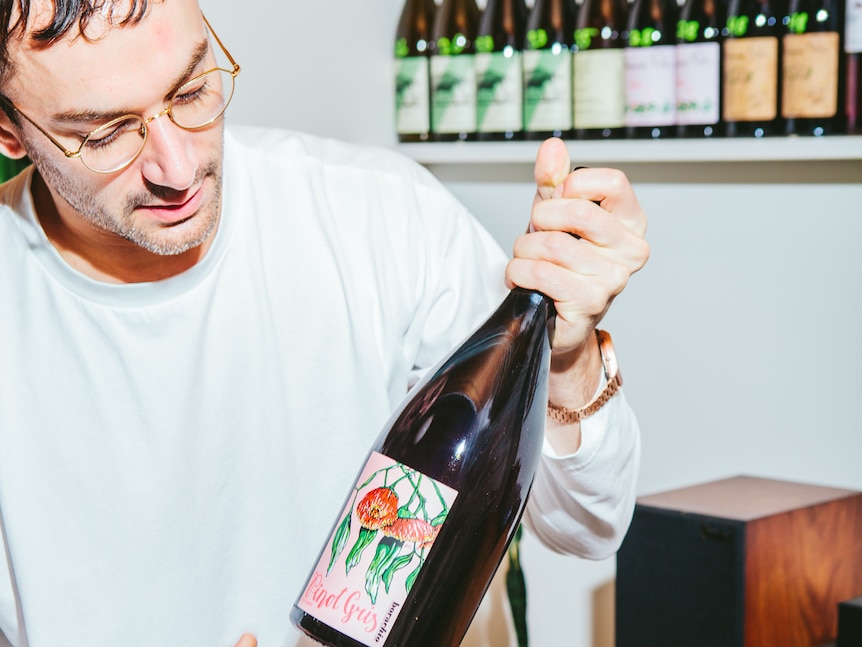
[202,2,862,645]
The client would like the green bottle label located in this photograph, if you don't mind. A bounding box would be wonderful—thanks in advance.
[430,53,477,133]
[475,34,495,53]
[395,57,431,135]
[788,11,809,34]
[523,48,573,132]
[395,37,409,59]
[629,27,660,47]
[436,33,469,56]
[677,20,701,43]
[726,15,750,37]
[526,28,549,50]
[574,27,599,51]
[476,50,524,133]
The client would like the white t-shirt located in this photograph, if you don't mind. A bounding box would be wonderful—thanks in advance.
[0,126,639,647]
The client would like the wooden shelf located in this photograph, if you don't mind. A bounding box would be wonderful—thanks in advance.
[397,135,862,165]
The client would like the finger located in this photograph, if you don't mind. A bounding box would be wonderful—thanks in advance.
[550,167,647,237]
[514,215,648,277]
[533,137,571,203]
[233,634,257,647]
[505,255,623,343]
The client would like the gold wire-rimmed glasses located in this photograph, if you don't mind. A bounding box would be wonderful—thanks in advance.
[0,13,240,174]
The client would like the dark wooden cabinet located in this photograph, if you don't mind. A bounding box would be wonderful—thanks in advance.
[616,475,862,647]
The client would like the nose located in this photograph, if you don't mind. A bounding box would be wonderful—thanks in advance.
[137,112,197,191]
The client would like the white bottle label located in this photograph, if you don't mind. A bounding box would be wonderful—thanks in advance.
[476,50,524,133]
[524,47,573,132]
[625,45,677,126]
[676,41,720,125]
[297,451,459,646]
[573,48,626,129]
[395,56,431,135]
[430,54,478,134]
[847,0,862,53]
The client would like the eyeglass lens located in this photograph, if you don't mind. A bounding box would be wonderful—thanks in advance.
[79,68,235,173]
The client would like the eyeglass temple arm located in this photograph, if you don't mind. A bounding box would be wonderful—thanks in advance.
[201,12,241,76]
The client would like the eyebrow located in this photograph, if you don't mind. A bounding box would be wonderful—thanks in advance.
[49,37,211,126]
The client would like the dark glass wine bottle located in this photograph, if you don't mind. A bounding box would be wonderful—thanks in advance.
[848,0,862,133]
[395,0,437,143]
[476,0,528,140]
[523,0,577,139]
[429,0,480,141]
[291,288,555,647]
[624,0,679,138]
[723,0,782,136]
[573,0,628,139]
[676,0,725,137]
[782,0,844,135]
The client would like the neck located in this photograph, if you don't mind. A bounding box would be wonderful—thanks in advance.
[32,171,216,284]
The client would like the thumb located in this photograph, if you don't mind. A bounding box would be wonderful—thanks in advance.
[534,137,571,202]
[233,634,257,647]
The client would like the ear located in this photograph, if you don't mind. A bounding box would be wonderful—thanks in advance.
[0,111,28,160]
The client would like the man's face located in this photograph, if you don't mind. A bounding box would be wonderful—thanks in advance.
[4,0,225,256]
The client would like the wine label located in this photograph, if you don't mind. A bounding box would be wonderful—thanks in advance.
[395,56,431,135]
[781,32,839,118]
[723,37,779,121]
[476,50,524,133]
[676,41,721,125]
[297,451,458,646]
[573,48,625,129]
[847,0,862,53]
[624,45,677,126]
[523,48,573,132]
[430,54,478,134]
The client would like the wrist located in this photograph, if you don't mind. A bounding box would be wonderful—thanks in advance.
[547,330,622,424]
[548,330,603,411]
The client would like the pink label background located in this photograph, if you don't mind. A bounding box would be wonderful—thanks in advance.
[297,452,459,645]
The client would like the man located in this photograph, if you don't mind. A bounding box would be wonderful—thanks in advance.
[0,1,649,645]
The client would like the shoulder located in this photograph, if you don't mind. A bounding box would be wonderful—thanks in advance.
[0,165,37,237]
[224,124,445,194]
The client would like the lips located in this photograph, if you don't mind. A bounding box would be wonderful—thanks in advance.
[136,184,205,225]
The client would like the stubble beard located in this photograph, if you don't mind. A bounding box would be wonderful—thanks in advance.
[27,145,224,257]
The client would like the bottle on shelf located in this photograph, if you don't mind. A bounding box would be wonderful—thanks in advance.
[624,0,679,138]
[475,0,529,140]
[395,0,437,143]
[523,0,577,139]
[722,0,782,136]
[429,0,481,141]
[848,0,862,133]
[676,0,725,137]
[782,0,844,135]
[572,0,628,139]
[291,288,555,647]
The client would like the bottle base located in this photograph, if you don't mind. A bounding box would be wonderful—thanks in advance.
[291,607,367,647]
[476,130,525,141]
[625,125,675,139]
[524,129,574,141]
[574,127,624,140]
[397,132,432,143]
[724,121,781,137]
[783,117,842,137]
[675,124,721,138]
[430,132,476,142]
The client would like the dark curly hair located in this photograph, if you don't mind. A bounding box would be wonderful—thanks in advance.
[0,1,156,90]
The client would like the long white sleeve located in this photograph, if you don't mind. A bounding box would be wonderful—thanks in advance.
[524,385,641,559]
